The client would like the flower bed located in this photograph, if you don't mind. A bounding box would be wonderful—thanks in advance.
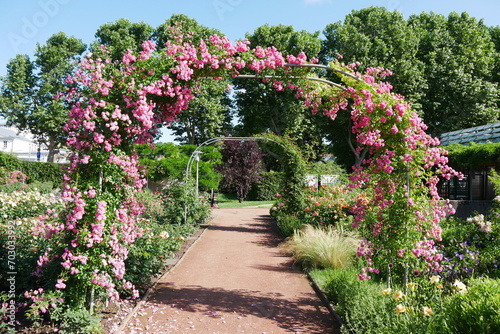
[0,176,208,332]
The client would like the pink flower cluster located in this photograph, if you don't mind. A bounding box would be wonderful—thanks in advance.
[335,61,460,278]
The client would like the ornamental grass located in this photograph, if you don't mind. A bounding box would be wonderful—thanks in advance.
[282,224,361,270]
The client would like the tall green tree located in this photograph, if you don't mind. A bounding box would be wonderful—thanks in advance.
[0,32,86,162]
[233,24,323,161]
[409,11,500,135]
[321,7,425,104]
[155,14,234,144]
[490,25,500,84]
[319,7,500,167]
[91,18,154,61]
[167,78,234,145]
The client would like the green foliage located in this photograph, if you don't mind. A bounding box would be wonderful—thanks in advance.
[320,6,426,166]
[409,11,500,136]
[137,143,221,191]
[301,185,355,228]
[234,24,324,161]
[253,171,284,201]
[261,134,308,216]
[0,33,86,161]
[282,224,360,270]
[0,152,21,171]
[321,6,425,104]
[20,161,64,185]
[51,306,103,334]
[92,18,154,61]
[443,278,500,333]
[321,7,500,141]
[316,267,407,333]
[157,180,212,225]
[272,211,305,238]
[439,215,499,281]
[445,142,500,169]
[125,188,204,291]
[489,168,500,196]
[0,153,63,189]
[125,217,195,292]
[167,78,234,145]
[314,267,498,334]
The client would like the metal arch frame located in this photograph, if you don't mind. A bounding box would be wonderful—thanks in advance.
[186,63,363,183]
[183,136,285,224]
[185,136,285,183]
[183,63,362,222]
[233,63,361,91]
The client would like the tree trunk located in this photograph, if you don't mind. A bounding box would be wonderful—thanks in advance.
[46,135,57,163]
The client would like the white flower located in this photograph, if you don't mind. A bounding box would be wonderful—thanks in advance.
[453,280,467,293]
[430,275,441,284]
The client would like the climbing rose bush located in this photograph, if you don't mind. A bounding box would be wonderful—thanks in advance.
[29,22,461,312]
[326,61,460,281]
[33,25,328,309]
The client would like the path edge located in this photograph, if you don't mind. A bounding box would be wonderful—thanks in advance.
[112,223,210,333]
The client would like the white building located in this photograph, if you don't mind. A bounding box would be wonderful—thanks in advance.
[0,124,49,161]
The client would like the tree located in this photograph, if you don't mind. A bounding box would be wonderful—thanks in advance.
[0,32,86,162]
[217,140,264,202]
[91,18,154,61]
[321,7,425,105]
[319,7,500,166]
[136,143,222,190]
[233,24,324,161]
[318,7,426,168]
[409,11,500,135]
[155,14,234,144]
[489,25,500,84]
[167,78,234,145]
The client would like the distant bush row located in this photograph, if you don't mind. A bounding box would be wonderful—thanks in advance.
[0,151,65,186]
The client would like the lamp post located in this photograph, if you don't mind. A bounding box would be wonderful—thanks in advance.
[193,150,202,197]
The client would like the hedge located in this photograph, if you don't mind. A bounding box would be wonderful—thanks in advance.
[444,142,500,169]
[0,151,65,185]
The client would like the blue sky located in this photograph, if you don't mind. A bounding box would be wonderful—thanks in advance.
[1,0,500,141]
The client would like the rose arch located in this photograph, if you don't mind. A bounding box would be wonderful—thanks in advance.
[31,28,459,309]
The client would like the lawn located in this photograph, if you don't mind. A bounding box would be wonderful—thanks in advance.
[215,192,275,208]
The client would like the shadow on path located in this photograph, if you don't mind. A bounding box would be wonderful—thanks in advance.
[151,284,332,334]
[121,208,338,333]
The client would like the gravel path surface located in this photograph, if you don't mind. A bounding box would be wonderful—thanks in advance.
[120,207,338,333]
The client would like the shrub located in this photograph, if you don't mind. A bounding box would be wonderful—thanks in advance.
[157,180,212,225]
[0,151,21,171]
[302,185,355,228]
[125,218,195,292]
[54,306,103,334]
[317,267,404,333]
[253,172,284,201]
[439,214,499,281]
[272,211,305,238]
[443,278,500,333]
[0,191,63,224]
[19,161,64,185]
[282,224,360,270]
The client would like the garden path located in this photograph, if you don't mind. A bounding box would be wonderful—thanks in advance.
[119,207,338,333]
